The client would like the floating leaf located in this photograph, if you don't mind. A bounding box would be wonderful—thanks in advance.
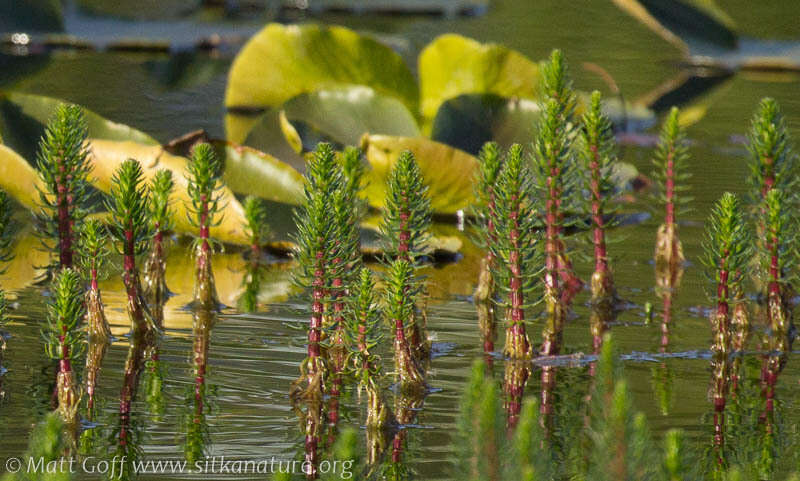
[418,34,540,126]
[88,139,250,245]
[211,141,305,206]
[280,86,420,148]
[360,134,478,214]
[0,91,158,162]
[278,111,303,155]
[225,23,419,144]
[0,144,44,210]
[0,226,50,292]
[240,110,307,171]
[431,94,541,155]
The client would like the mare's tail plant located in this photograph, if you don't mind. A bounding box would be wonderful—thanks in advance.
[340,145,368,220]
[579,90,620,309]
[107,159,156,334]
[652,107,691,270]
[186,143,224,310]
[142,168,175,325]
[473,142,503,356]
[326,148,365,419]
[700,192,750,457]
[35,104,92,270]
[79,219,112,341]
[379,150,432,361]
[533,49,584,317]
[291,143,342,400]
[761,188,796,401]
[346,268,391,430]
[43,268,85,422]
[488,144,538,360]
[746,98,795,206]
[385,259,425,390]
[533,50,583,355]
[243,195,269,259]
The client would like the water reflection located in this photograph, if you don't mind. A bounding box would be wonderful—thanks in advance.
[184,307,215,465]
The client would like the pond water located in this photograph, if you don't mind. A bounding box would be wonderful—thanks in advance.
[2,1,800,480]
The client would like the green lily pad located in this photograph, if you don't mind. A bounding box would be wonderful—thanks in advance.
[0,91,158,161]
[212,141,305,206]
[281,86,420,148]
[431,94,541,155]
[360,134,478,214]
[245,86,421,158]
[225,23,419,144]
[418,34,540,127]
[0,143,43,210]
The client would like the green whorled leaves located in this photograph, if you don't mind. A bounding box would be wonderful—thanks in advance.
[579,91,621,227]
[531,52,583,228]
[652,107,692,215]
[345,268,384,386]
[148,169,175,233]
[700,193,751,303]
[383,259,421,329]
[43,268,86,362]
[291,143,342,291]
[379,150,432,261]
[243,196,269,248]
[225,23,419,144]
[489,144,541,307]
[472,141,503,225]
[418,33,540,127]
[77,218,109,277]
[763,188,798,287]
[746,97,796,204]
[106,159,152,257]
[185,143,224,234]
[34,104,93,269]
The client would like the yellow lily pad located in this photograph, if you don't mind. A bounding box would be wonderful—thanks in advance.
[88,139,250,246]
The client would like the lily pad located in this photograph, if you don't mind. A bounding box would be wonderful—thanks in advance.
[360,134,478,214]
[225,23,419,144]
[431,94,541,155]
[0,144,44,210]
[0,91,158,162]
[212,141,305,206]
[279,86,420,149]
[418,34,540,126]
[88,139,250,246]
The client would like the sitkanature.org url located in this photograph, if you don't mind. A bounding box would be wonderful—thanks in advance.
[4,456,355,479]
